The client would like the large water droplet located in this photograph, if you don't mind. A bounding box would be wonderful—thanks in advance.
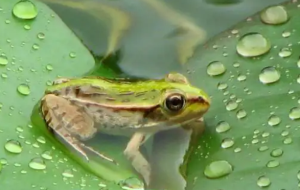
[259,67,280,84]
[17,84,30,96]
[266,160,279,168]
[221,138,234,148]
[270,148,283,157]
[283,137,293,144]
[268,115,281,126]
[226,101,238,111]
[236,33,271,57]
[4,139,22,154]
[260,5,288,25]
[236,109,247,119]
[257,176,271,187]
[41,150,52,160]
[0,55,8,66]
[278,48,292,58]
[207,61,226,76]
[62,169,74,178]
[289,107,300,120]
[216,121,231,133]
[12,0,38,20]
[29,157,46,170]
[204,160,233,179]
[217,82,228,90]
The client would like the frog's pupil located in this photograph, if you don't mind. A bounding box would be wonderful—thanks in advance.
[165,94,185,112]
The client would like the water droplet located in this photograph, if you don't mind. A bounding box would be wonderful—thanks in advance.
[234,147,241,153]
[24,24,31,30]
[4,139,22,154]
[226,101,238,111]
[268,115,281,126]
[17,84,30,96]
[29,157,46,170]
[236,33,271,57]
[259,67,280,84]
[221,138,234,149]
[278,48,292,58]
[12,0,38,20]
[37,32,45,40]
[0,158,8,165]
[207,61,226,76]
[258,146,269,152]
[46,64,53,71]
[260,5,288,25]
[237,74,246,81]
[217,83,228,90]
[37,136,46,144]
[270,148,283,157]
[266,160,279,168]
[1,73,8,79]
[41,150,52,160]
[283,137,293,144]
[0,55,8,66]
[281,130,289,137]
[216,121,231,133]
[257,175,271,187]
[62,169,74,178]
[32,44,39,50]
[204,160,233,179]
[236,109,247,119]
[69,52,76,58]
[289,107,300,120]
[282,31,291,38]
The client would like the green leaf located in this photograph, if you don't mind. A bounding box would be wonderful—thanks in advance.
[0,0,137,189]
[184,2,300,190]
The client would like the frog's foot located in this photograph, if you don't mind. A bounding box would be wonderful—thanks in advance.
[41,94,117,164]
[124,132,151,186]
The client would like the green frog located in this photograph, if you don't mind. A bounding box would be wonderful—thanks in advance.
[40,72,210,186]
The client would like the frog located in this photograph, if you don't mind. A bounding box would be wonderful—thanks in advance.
[40,72,210,186]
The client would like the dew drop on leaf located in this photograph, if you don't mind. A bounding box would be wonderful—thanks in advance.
[69,52,76,58]
[62,169,74,178]
[258,146,269,152]
[282,31,291,38]
[217,82,228,90]
[236,109,247,119]
[226,100,238,111]
[289,107,300,120]
[283,137,293,144]
[4,139,22,154]
[17,84,30,96]
[268,115,281,126]
[29,157,46,170]
[221,138,234,148]
[37,32,45,40]
[216,121,231,133]
[46,64,53,71]
[24,24,31,30]
[0,158,8,165]
[278,48,292,58]
[12,0,38,20]
[41,150,52,160]
[236,33,271,57]
[207,61,226,76]
[266,160,279,168]
[36,136,46,144]
[234,147,241,153]
[204,160,233,179]
[260,5,288,25]
[0,55,8,66]
[257,176,271,187]
[270,148,283,157]
[259,66,280,84]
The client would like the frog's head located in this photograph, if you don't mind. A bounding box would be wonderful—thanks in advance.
[143,73,210,127]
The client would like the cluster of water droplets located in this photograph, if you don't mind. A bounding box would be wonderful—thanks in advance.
[191,3,300,189]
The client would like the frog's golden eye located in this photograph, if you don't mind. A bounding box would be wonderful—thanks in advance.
[164,94,185,112]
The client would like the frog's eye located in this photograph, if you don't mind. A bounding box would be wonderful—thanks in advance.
[164,94,186,112]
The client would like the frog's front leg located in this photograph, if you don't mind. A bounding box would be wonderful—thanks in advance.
[41,94,116,164]
[124,132,152,186]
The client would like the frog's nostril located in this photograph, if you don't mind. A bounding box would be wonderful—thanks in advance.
[198,96,205,103]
